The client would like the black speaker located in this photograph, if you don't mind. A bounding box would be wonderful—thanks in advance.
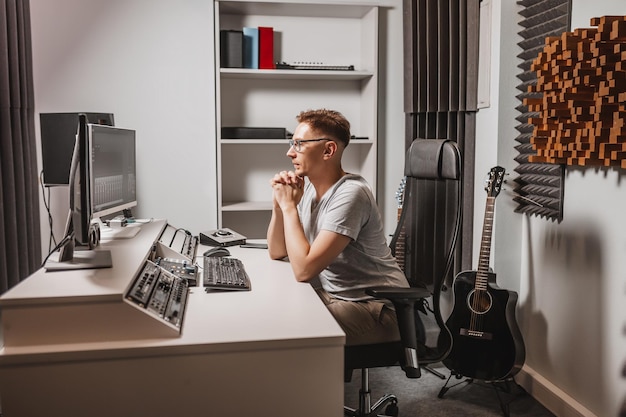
[40,112,114,186]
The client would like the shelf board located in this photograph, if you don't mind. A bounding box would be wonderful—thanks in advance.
[220,68,374,81]
[220,138,374,144]
[222,201,273,212]
[218,0,382,18]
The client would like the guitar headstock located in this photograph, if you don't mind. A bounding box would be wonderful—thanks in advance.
[395,177,407,209]
[485,166,506,198]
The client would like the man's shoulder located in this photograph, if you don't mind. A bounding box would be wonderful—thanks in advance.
[338,174,373,194]
[331,175,375,208]
[339,173,369,187]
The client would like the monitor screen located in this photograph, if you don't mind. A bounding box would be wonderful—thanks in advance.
[88,124,137,219]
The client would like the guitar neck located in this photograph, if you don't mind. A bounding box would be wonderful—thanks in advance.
[476,196,496,286]
[395,207,406,270]
[393,177,407,271]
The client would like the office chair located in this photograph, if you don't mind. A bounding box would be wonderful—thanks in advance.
[344,138,462,417]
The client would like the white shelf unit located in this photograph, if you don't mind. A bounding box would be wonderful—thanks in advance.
[215,0,379,238]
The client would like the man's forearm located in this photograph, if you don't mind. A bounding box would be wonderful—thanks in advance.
[267,205,288,259]
[281,205,313,281]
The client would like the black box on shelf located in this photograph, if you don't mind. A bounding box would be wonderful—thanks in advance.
[220,30,243,68]
[221,127,288,139]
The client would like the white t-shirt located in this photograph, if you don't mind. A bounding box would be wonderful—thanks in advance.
[298,173,409,301]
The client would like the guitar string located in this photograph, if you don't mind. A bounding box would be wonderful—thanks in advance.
[470,196,495,333]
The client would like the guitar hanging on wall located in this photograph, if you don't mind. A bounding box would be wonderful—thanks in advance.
[442,166,525,381]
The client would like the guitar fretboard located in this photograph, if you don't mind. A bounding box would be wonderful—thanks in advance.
[476,196,496,289]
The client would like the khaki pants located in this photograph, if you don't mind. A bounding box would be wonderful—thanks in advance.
[316,289,401,346]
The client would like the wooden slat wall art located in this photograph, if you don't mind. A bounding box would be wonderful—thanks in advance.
[526,15,626,168]
[513,0,571,223]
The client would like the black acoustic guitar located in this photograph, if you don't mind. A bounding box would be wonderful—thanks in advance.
[442,166,525,381]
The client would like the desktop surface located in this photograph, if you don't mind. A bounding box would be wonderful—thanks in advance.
[0,220,165,307]
[0,222,345,417]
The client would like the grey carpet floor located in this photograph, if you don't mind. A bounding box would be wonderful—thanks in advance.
[344,364,556,417]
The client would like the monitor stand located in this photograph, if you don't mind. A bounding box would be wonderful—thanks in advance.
[44,237,112,272]
[44,250,112,271]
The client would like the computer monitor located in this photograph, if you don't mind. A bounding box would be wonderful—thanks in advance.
[40,112,114,186]
[89,124,137,219]
[44,116,137,271]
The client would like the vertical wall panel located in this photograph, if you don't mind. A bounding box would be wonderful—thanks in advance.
[426,0,439,112]
[448,0,461,112]
[403,0,418,114]
[464,0,479,111]
[513,0,571,222]
[403,0,480,284]
[438,0,450,111]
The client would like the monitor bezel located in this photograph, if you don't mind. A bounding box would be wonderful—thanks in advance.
[88,123,138,220]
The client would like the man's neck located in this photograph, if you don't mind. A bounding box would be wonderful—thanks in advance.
[309,167,346,200]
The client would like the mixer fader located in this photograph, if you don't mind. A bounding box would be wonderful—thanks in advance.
[126,260,189,330]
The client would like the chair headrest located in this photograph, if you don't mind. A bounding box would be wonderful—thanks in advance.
[404,139,461,180]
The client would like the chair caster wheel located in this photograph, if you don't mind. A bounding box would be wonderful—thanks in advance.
[385,403,399,417]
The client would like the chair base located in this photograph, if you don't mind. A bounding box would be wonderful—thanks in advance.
[344,368,399,417]
[344,394,398,417]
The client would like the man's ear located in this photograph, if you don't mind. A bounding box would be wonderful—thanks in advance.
[324,141,337,158]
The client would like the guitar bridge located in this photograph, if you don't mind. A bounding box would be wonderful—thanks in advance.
[460,328,493,340]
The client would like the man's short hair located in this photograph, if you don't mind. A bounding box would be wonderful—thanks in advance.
[296,109,351,148]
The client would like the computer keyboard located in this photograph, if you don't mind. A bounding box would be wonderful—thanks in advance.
[203,256,251,291]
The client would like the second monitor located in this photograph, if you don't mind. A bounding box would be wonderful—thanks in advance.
[89,124,137,220]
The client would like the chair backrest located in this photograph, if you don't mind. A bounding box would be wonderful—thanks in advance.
[390,138,462,364]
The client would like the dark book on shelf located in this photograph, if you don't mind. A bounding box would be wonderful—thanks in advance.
[220,29,243,68]
[222,127,288,139]
[258,26,275,69]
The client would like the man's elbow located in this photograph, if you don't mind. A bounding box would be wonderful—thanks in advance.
[293,268,316,283]
[268,249,287,260]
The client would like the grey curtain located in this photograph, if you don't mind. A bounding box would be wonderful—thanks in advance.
[403,0,480,286]
[0,0,41,293]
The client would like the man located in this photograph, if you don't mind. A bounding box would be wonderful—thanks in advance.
[267,108,409,346]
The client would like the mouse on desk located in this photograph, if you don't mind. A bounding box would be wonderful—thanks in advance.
[203,247,231,257]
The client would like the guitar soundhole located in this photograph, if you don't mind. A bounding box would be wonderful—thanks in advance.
[466,290,492,315]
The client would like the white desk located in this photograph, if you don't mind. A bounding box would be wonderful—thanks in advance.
[0,220,345,417]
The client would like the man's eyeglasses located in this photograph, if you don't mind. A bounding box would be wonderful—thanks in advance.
[288,138,331,152]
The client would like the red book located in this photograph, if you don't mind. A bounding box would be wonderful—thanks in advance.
[258,26,275,69]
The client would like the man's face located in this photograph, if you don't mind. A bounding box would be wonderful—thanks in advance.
[287,122,330,177]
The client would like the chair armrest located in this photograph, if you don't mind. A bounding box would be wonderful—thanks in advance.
[366,286,430,301]
[365,287,429,341]
[366,286,431,378]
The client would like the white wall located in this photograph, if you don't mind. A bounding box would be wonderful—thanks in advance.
[33,0,626,415]
[378,2,406,236]
[477,1,626,416]
[31,0,406,255]
[31,0,217,254]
